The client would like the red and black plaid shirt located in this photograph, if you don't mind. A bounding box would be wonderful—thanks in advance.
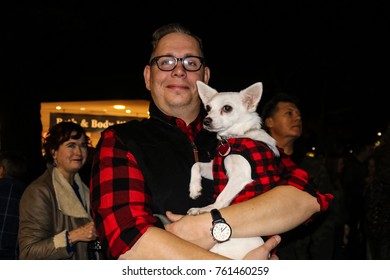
[91,117,332,258]
[213,138,333,209]
[90,115,202,258]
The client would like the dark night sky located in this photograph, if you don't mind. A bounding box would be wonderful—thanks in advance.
[2,1,389,149]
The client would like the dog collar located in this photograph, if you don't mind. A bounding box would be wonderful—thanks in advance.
[218,138,231,156]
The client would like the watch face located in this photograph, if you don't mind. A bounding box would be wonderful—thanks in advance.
[212,222,232,242]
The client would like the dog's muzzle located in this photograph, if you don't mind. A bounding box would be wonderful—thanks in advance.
[203,117,212,127]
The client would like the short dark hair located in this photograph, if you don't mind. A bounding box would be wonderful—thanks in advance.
[261,92,301,122]
[150,23,205,62]
[43,121,91,164]
[0,150,28,180]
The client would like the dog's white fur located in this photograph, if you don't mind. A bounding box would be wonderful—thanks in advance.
[187,81,279,259]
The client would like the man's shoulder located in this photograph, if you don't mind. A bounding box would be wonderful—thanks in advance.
[105,118,159,142]
[0,178,25,197]
[105,118,152,134]
[109,119,144,132]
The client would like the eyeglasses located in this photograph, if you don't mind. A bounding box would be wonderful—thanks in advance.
[149,55,205,72]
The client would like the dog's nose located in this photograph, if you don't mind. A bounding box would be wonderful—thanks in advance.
[203,117,212,127]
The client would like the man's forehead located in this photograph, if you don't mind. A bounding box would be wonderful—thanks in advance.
[154,33,201,56]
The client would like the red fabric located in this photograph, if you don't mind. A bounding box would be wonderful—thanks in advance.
[90,117,203,258]
[212,138,333,210]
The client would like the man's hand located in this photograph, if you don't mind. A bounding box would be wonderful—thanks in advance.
[165,211,215,249]
[243,235,280,260]
[166,211,281,260]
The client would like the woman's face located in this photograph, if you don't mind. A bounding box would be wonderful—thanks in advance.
[53,131,88,176]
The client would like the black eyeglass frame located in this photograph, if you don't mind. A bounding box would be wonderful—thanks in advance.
[149,55,206,72]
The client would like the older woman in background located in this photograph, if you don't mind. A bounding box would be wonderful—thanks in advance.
[19,121,103,259]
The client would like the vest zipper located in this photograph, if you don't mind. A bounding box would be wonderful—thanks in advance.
[191,142,199,162]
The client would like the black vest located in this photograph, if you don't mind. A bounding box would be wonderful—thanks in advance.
[112,102,217,215]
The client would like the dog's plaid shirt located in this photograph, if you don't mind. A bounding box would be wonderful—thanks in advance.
[212,137,333,210]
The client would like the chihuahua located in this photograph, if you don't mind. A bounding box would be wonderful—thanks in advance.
[187,81,280,259]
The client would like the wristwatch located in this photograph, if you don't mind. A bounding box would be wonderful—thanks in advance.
[210,209,232,243]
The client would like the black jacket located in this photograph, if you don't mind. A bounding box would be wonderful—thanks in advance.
[113,101,217,215]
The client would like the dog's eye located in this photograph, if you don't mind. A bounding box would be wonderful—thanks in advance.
[223,105,232,113]
[205,105,211,112]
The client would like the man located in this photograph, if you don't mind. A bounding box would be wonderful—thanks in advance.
[0,150,28,259]
[90,23,331,260]
[261,92,303,158]
[261,92,336,259]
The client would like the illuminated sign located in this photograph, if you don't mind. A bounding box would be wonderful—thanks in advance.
[49,113,139,132]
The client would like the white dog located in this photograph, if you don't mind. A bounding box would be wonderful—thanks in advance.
[187,81,280,259]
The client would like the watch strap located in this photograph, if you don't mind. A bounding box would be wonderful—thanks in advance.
[211,209,224,224]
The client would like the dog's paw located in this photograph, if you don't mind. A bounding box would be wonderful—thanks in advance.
[198,205,215,213]
[187,208,201,215]
[187,206,214,215]
[189,184,202,199]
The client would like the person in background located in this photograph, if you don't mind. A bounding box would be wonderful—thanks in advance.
[261,92,337,259]
[341,139,374,259]
[90,23,332,260]
[18,121,104,259]
[261,92,309,259]
[0,150,28,259]
[364,124,390,259]
[261,92,303,159]
[323,150,348,259]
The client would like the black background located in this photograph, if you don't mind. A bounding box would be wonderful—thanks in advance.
[2,1,389,150]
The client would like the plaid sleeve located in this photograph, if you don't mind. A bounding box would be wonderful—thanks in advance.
[279,151,334,212]
[90,129,157,259]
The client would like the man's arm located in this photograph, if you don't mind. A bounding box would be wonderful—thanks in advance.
[166,185,319,249]
[118,226,281,260]
[223,185,320,236]
[91,128,281,259]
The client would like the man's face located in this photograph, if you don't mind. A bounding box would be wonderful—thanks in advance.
[143,32,210,117]
[269,102,302,140]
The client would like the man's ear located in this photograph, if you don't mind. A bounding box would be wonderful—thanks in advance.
[0,165,5,178]
[265,118,273,128]
[143,65,151,91]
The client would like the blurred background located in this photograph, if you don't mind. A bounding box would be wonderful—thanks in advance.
[1,0,388,182]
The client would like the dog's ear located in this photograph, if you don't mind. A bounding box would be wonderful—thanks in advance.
[196,81,218,104]
[240,82,263,112]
